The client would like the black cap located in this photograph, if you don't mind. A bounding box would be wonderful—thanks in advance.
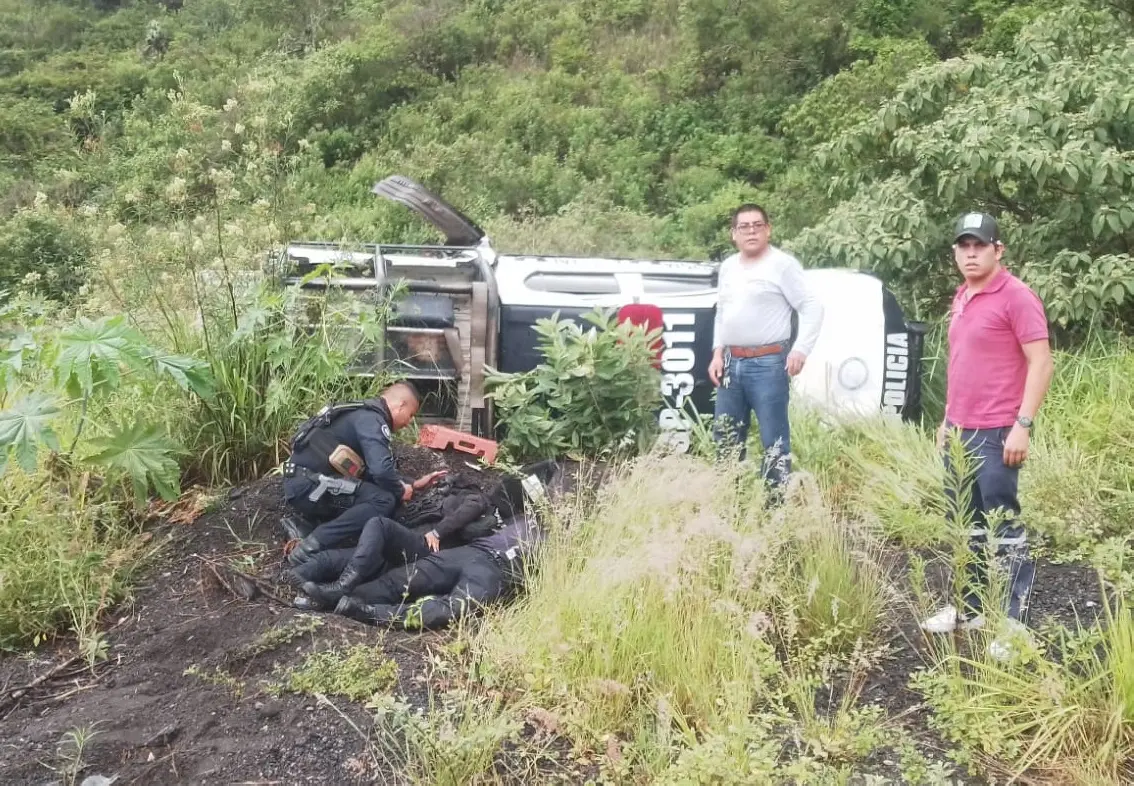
[954,212,1000,244]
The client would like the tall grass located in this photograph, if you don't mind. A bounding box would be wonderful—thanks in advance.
[180,279,398,486]
[794,337,1134,573]
[791,410,949,548]
[470,452,894,779]
[0,468,154,652]
[1021,340,1134,570]
[915,591,1134,783]
[430,338,1134,783]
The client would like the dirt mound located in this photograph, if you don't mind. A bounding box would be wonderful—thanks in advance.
[0,445,516,785]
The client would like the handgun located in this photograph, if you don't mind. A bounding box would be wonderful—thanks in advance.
[307,475,333,502]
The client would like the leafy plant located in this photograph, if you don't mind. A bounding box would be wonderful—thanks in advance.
[0,392,60,474]
[485,308,663,462]
[277,644,398,702]
[0,314,211,501]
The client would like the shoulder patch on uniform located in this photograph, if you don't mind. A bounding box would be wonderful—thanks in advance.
[381,423,392,440]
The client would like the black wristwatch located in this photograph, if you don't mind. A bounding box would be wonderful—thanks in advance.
[1016,415,1033,429]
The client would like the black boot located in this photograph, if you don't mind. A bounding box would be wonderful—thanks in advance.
[293,594,332,612]
[301,563,364,607]
[334,595,396,624]
[280,514,314,541]
[286,534,323,566]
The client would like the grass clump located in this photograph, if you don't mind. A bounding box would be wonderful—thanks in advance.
[0,468,151,652]
[470,452,894,779]
[1019,343,1134,580]
[791,409,949,549]
[182,280,398,486]
[369,690,521,786]
[229,614,324,663]
[914,592,1134,783]
[278,644,398,703]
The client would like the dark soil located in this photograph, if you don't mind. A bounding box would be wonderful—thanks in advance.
[0,445,521,786]
[843,549,1106,784]
[0,444,1111,785]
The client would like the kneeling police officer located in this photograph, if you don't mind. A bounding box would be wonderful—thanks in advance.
[281,381,445,565]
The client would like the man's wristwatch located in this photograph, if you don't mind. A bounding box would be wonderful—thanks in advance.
[1016,415,1033,429]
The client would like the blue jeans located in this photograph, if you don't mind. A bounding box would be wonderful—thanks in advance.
[711,349,792,489]
[943,425,1035,623]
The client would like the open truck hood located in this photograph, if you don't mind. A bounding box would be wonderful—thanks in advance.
[371,175,486,247]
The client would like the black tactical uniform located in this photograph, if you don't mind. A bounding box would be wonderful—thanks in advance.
[335,515,545,630]
[291,459,559,629]
[292,478,498,606]
[282,398,406,562]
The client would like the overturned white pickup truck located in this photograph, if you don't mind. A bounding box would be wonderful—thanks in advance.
[271,175,928,452]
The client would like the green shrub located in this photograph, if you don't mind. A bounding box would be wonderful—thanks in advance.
[0,208,90,301]
[0,468,148,652]
[485,308,662,462]
[279,644,398,702]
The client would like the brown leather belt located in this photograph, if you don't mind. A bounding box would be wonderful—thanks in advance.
[728,343,786,358]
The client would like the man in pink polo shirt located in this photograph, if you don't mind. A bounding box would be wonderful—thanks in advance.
[921,212,1054,656]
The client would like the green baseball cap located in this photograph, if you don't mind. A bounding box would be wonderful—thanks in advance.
[954,211,1000,244]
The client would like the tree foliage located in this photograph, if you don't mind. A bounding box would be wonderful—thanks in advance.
[792,2,1134,332]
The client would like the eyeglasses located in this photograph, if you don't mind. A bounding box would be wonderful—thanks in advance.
[734,222,767,233]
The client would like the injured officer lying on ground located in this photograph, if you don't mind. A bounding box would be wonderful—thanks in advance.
[286,461,558,630]
[289,472,504,608]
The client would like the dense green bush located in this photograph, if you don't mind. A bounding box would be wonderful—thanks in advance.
[791,2,1134,333]
[0,208,90,300]
[485,308,663,462]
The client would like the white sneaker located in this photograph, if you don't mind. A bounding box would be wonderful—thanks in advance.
[988,618,1033,661]
[919,605,986,634]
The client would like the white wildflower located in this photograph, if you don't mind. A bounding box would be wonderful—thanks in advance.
[165,176,188,204]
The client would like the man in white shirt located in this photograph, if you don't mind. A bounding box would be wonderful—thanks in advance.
[708,204,824,496]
